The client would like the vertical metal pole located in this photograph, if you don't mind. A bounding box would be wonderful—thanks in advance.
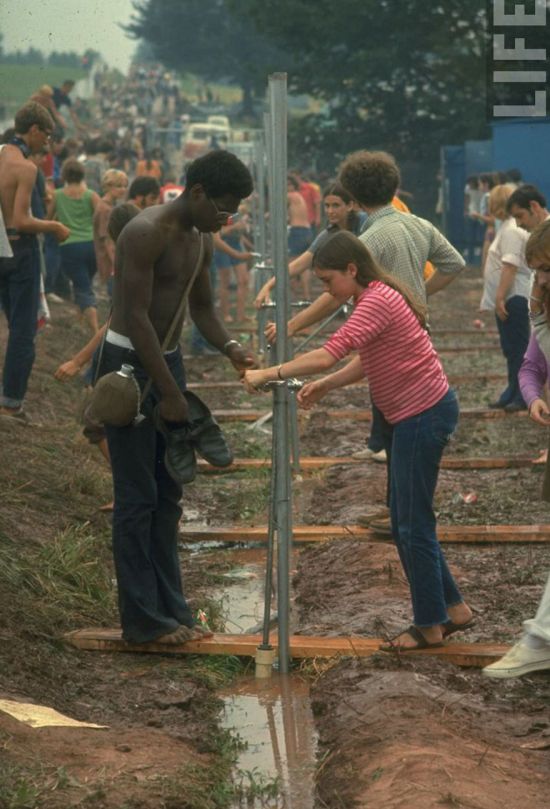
[287,338,301,473]
[255,134,267,261]
[269,73,292,673]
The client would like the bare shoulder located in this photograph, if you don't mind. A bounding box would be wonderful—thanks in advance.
[119,211,163,254]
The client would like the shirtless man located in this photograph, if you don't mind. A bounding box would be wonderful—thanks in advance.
[0,102,69,419]
[98,150,255,645]
[287,174,313,297]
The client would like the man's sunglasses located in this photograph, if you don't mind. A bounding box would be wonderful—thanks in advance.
[208,196,240,224]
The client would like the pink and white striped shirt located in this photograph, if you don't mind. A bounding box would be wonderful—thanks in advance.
[324,281,448,424]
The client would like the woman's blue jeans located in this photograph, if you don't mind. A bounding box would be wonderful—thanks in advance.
[59,241,97,310]
[385,389,462,627]
[100,342,194,643]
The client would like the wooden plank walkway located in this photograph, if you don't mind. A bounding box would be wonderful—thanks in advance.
[180,524,550,544]
[198,456,537,473]
[213,407,528,423]
[63,628,508,668]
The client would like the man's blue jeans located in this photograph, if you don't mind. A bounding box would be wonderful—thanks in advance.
[494,295,529,408]
[0,236,40,408]
[100,342,194,643]
[386,389,463,627]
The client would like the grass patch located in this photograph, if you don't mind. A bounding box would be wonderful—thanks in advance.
[0,522,115,637]
[0,64,86,109]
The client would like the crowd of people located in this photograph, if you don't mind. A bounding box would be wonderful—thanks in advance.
[1,70,550,679]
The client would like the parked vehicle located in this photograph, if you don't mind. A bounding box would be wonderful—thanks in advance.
[183,122,232,159]
[207,114,231,129]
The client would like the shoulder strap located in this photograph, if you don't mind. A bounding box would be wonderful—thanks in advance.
[159,232,205,352]
[140,233,205,403]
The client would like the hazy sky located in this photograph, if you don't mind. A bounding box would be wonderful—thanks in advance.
[1,0,137,72]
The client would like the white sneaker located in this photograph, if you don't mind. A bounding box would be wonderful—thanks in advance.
[46,293,64,304]
[482,639,550,679]
[352,447,387,462]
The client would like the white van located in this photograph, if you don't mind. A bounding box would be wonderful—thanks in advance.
[183,122,232,159]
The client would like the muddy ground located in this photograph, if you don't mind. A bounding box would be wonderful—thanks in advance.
[1,267,550,808]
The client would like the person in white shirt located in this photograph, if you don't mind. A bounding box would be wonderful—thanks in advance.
[480,184,531,411]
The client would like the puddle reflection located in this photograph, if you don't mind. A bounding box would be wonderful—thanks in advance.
[220,675,318,809]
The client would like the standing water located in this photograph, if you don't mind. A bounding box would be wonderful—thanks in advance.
[195,545,319,807]
[220,675,318,808]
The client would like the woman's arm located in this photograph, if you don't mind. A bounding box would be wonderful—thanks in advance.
[519,332,549,416]
[54,324,107,380]
[243,347,336,392]
[297,356,365,410]
[254,250,314,308]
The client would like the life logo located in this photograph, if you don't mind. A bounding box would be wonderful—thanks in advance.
[487,0,549,119]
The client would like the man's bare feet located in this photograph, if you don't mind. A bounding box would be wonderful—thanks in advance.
[98,501,114,512]
[154,625,214,645]
[193,625,214,638]
[533,449,548,465]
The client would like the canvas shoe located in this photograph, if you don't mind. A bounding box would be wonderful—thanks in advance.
[184,391,233,468]
[482,638,550,679]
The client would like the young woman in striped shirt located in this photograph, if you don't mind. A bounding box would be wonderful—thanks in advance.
[243,231,473,651]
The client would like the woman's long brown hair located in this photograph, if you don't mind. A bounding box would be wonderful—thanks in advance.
[312,230,427,328]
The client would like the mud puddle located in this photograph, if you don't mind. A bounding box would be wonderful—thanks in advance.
[199,545,319,807]
[220,675,318,808]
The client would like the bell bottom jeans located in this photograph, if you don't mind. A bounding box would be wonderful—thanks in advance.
[494,295,529,408]
[0,236,40,408]
[100,342,194,643]
[383,389,463,627]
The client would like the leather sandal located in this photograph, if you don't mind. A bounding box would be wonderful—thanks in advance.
[379,625,445,653]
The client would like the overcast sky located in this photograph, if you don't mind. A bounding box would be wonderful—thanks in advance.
[1,0,137,72]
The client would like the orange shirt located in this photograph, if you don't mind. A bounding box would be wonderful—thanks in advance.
[136,160,162,179]
[391,196,435,280]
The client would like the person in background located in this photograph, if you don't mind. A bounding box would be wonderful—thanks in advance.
[507,185,550,234]
[55,202,141,511]
[0,102,69,421]
[483,219,550,678]
[160,172,184,203]
[49,158,100,334]
[464,175,483,266]
[135,152,163,181]
[291,168,321,235]
[215,207,253,323]
[480,184,530,412]
[93,169,128,294]
[287,174,313,298]
[30,85,66,133]
[52,80,83,134]
[255,181,366,309]
[127,176,161,209]
[83,138,113,194]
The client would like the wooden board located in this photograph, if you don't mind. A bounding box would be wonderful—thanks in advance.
[180,524,550,544]
[198,456,537,473]
[63,628,508,668]
[213,407,528,423]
